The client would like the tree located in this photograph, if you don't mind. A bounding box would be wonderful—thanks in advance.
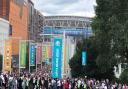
[70,0,128,79]
[92,0,128,73]
[69,37,115,79]
[120,69,128,84]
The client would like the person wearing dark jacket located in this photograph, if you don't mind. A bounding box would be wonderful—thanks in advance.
[18,77,23,89]
[29,77,34,89]
[44,78,48,89]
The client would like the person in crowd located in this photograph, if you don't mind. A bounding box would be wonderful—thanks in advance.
[52,79,57,89]
[64,80,69,89]
[22,76,27,89]
[29,76,34,89]
[12,76,17,89]
[57,79,61,89]
[44,77,48,89]
[18,75,23,89]
[0,74,3,89]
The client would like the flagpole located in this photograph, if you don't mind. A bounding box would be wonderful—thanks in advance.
[2,38,5,73]
[36,44,37,72]
[19,40,21,74]
[62,30,66,78]
[29,42,31,73]
[41,43,42,69]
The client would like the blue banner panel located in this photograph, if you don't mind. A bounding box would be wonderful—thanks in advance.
[43,27,93,36]
[82,51,86,65]
[30,43,36,66]
[52,38,63,79]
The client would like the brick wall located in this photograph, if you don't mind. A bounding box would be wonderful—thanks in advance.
[9,1,28,55]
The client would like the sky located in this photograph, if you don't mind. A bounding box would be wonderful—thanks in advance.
[32,0,96,17]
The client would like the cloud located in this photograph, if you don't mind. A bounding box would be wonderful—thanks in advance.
[32,0,96,17]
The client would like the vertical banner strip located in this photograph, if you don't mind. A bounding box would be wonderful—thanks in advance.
[49,46,52,58]
[46,46,52,59]
[64,42,67,74]
[82,51,86,66]
[3,39,12,72]
[42,45,46,62]
[36,44,42,64]
[52,38,63,79]
[20,41,26,68]
[46,46,48,59]
[30,43,36,66]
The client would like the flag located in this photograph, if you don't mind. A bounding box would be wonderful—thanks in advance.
[52,38,63,79]
[46,46,52,59]
[3,39,12,72]
[64,42,67,74]
[36,44,42,64]
[82,51,86,66]
[20,41,26,68]
[29,43,36,66]
[42,45,46,62]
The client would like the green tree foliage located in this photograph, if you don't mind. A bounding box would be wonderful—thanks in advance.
[120,69,128,84]
[70,0,128,79]
[69,37,115,79]
[92,0,128,72]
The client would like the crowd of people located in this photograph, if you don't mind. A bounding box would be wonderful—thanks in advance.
[0,65,127,89]
[0,73,127,89]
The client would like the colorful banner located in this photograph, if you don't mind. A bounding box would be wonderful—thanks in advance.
[52,38,63,79]
[3,40,12,72]
[44,27,93,36]
[82,51,86,66]
[64,42,67,74]
[42,46,46,62]
[29,43,36,66]
[36,44,42,64]
[20,41,26,68]
[46,46,52,59]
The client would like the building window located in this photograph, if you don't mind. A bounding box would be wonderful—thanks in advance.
[9,25,12,36]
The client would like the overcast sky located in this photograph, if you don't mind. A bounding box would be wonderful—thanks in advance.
[32,0,96,17]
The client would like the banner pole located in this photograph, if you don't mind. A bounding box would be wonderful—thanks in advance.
[2,39,5,72]
[36,44,37,72]
[62,30,65,78]
[41,44,42,69]
[29,42,31,73]
[19,40,21,74]
[10,39,12,74]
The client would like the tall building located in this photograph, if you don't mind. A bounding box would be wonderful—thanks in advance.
[9,0,28,55]
[28,0,44,42]
[28,0,34,40]
[32,9,44,42]
[0,0,29,67]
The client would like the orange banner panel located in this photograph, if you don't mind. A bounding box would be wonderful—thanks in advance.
[3,39,12,72]
[46,46,52,59]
